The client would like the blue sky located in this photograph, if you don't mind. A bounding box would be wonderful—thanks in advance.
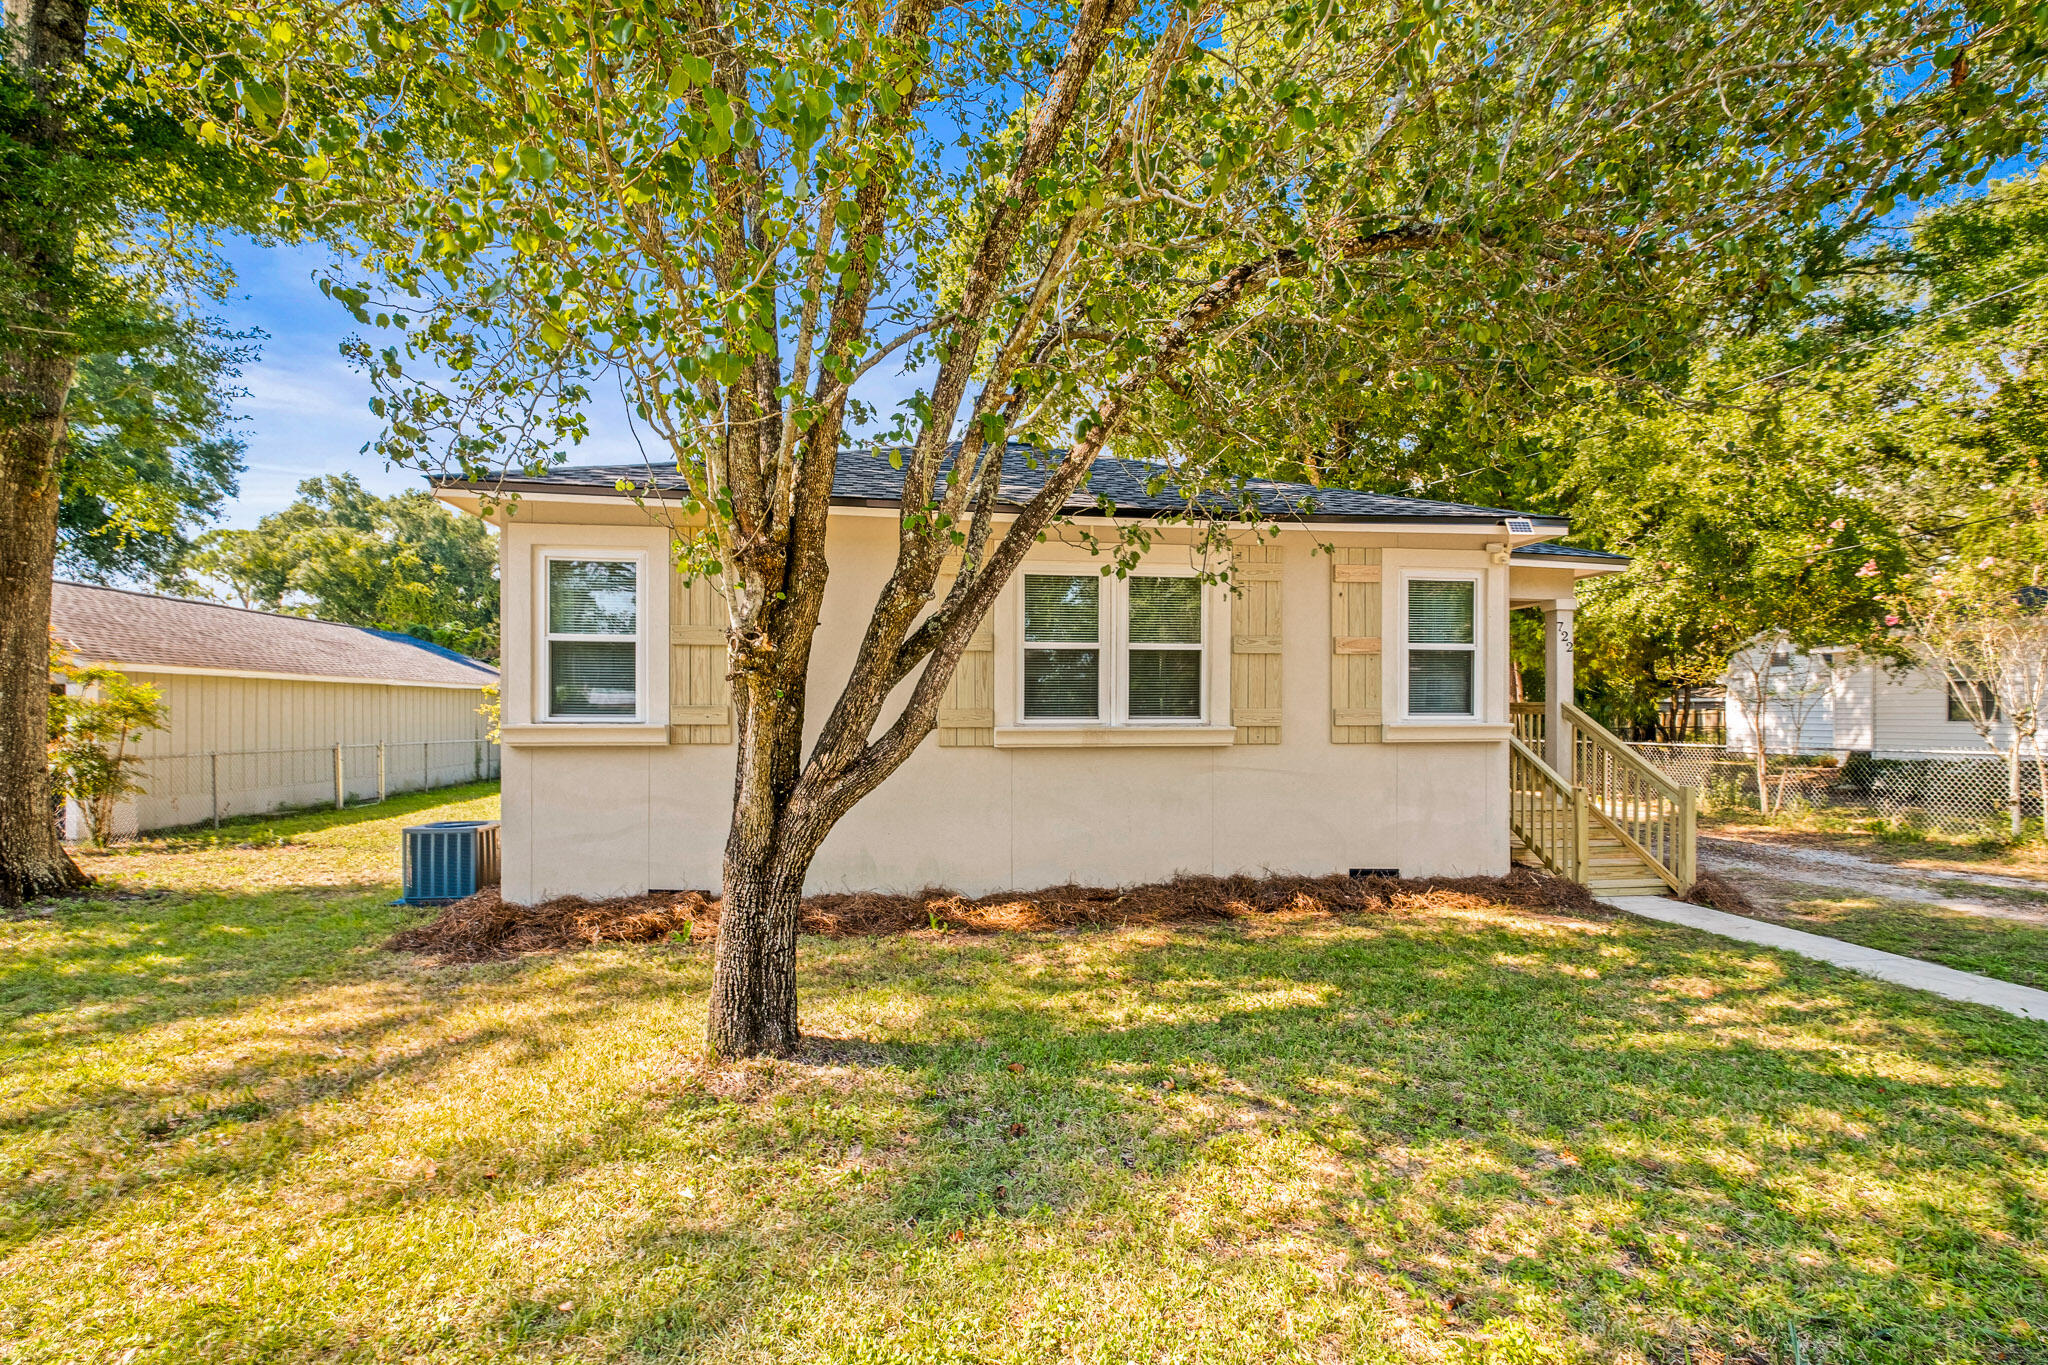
[214,238,654,525]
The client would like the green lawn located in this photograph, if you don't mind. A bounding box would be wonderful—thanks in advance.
[4,789,2048,1363]
[1736,891,2048,992]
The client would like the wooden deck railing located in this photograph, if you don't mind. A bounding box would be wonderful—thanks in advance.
[1510,701,1545,749]
[1563,702,1696,892]
[1509,735,1584,881]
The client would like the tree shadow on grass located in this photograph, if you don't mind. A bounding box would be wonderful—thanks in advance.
[570,916,2048,1363]
[8,903,2048,1363]
[0,882,423,1050]
[5,784,501,1053]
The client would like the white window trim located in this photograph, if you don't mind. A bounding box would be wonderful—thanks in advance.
[1396,568,1484,724]
[539,549,649,725]
[1016,566,1213,728]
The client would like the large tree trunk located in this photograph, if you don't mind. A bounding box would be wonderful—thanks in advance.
[0,0,92,904]
[0,352,86,904]
[707,850,806,1058]
[708,676,817,1059]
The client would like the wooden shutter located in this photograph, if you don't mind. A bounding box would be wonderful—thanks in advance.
[1330,548,1383,743]
[1230,544,1282,743]
[935,563,994,747]
[669,569,733,744]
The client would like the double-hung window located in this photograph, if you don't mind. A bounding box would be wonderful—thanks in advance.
[1021,571,1206,724]
[1022,574,1103,719]
[546,556,640,720]
[1405,577,1478,718]
[1123,576,1204,719]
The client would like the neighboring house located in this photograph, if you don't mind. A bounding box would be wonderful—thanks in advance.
[1648,686,1726,744]
[1723,643,2016,757]
[437,446,1638,903]
[51,581,499,836]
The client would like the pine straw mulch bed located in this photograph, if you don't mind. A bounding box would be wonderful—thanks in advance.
[387,868,1608,963]
[1682,870,1760,915]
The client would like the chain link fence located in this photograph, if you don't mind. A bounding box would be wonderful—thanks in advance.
[109,739,501,835]
[1628,742,2046,837]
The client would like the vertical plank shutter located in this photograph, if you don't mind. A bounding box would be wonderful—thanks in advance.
[935,560,994,747]
[669,569,733,744]
[1229,545,1282,743]
[1330,548,1383,743]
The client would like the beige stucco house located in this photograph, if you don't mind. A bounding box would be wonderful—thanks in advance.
[439,447,1642,903]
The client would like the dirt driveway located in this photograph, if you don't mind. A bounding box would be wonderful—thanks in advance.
[1702,834,2048,923]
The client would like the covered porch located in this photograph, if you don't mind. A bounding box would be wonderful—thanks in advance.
[1507,548,1697,896]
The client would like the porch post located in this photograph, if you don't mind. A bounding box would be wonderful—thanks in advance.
[1543,604,1574,782]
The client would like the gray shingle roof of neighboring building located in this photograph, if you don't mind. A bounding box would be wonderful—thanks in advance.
[445,443,1571,527]
[51,581,498,686]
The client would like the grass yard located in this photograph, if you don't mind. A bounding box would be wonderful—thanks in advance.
[1725,891,2048,993]
[6,789,2048,1364]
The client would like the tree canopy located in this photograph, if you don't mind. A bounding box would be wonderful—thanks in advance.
[58,308,253,588]
[1535,168,2048,731]
[1,0,290,903]
[187,475,499,660]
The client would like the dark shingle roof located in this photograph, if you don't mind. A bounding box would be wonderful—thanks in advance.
[444,443,1570,527]
[52,581,497,686]
[1509,542,1628,565]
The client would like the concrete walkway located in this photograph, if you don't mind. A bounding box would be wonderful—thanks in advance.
[1603,895,2048,1022]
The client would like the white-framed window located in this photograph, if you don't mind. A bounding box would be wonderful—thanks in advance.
[543,553,642,721]
[1020,569,1208,725]
[1402,573,1480,719]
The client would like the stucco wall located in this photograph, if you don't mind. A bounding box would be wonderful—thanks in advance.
[496,505,1535,901]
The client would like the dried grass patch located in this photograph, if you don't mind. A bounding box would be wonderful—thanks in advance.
[387,868,1604,962]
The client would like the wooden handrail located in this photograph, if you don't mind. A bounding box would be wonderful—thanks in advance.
[1558,701,1697,892]
[1508,735,1584,882]
[1561,702,1683,801]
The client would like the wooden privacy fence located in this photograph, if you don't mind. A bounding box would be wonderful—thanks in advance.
[1509,704,1697,894]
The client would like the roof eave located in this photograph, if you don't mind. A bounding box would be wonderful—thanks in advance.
[435,478,1572,530]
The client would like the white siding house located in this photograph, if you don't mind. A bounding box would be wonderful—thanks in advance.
[1724,644,2016,757]
[438,447,1634,903]
[52,582,498,835]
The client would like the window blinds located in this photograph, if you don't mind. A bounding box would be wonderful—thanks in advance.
[551,641,638,716]
[549,560,638,634]
[549,558,638,718]
[1407,579,1475,716]
[1406,580,1473,644]
[1025,574,1099,641]
[1128,577,1201,718]
[1024,574,1100,719]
